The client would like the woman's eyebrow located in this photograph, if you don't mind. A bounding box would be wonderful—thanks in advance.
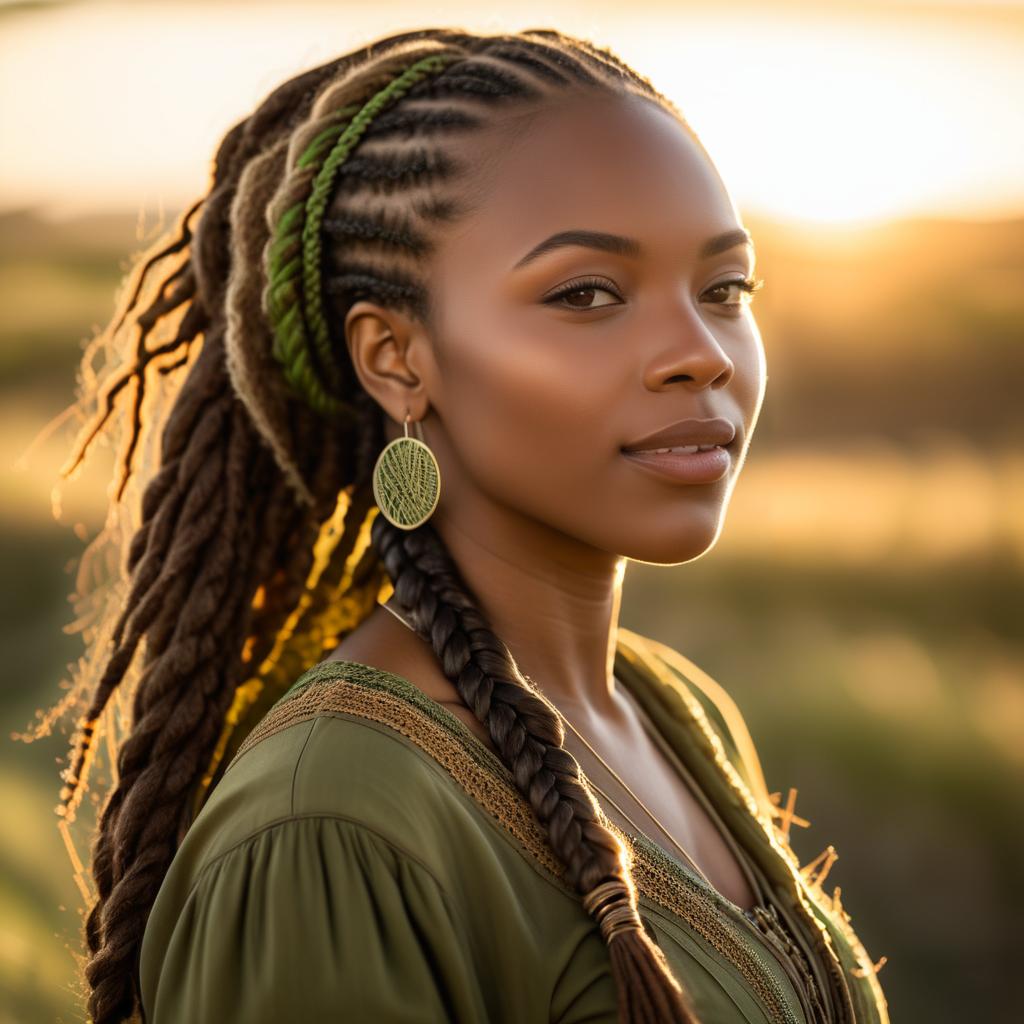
[512,227,754,270]
[700,228,754,259]
[512,230,640,269]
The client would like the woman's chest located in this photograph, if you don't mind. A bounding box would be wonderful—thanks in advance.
[561,694,761,913]
[443,682,760,911]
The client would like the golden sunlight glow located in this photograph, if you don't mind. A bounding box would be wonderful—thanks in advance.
[0,2,1021,226]
[612,12,1024,225]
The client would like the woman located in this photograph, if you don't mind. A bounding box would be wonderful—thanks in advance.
[58,26,890,1024]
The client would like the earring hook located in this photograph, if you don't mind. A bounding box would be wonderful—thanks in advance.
[403,409,425,443]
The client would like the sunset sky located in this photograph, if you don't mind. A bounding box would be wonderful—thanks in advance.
[1,0,1022,226]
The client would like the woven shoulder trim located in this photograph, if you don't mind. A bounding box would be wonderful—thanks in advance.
[618,632,888,1023]
[618,630,775,825]
[227,667,798,1024]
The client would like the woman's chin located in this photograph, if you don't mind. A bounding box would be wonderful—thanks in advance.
[622,522,725,566]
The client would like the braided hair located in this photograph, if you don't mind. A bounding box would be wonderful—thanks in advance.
[54,26,706,1024]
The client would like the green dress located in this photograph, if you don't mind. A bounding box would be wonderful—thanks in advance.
[138,627,890,1023]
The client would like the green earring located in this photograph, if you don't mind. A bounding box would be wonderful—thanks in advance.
[372,412,441,529]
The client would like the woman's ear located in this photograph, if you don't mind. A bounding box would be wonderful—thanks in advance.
[344,300,432,428]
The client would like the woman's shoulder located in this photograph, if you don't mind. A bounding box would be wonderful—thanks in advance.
[177,663,508,880]
[617,627,774,818]
[160,657,595,919]
[140,660,614,1022]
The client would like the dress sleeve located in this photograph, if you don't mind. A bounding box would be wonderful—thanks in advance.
[144,816,490,1023]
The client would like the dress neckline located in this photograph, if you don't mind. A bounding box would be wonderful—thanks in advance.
[233,631,839,1024]
[230,626,868,1024]
[299,631,768,921]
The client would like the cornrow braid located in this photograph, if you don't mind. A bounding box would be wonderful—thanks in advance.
[266,52,461,416]
[58,26,709,1024]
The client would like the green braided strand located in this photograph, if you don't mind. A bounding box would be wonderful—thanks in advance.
[301,53,459,384]
[266,208,349,417]
[265,52,458,418]
[297,104,362,171]
[266,202,336,413]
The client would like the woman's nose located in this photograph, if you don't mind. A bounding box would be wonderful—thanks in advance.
[641,320,736,392]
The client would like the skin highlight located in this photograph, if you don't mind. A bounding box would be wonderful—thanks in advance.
[333,89,767,909]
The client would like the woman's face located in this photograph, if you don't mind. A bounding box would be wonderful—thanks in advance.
[411,91,766,565]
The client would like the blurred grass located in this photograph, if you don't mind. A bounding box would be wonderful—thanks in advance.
[623,553,1024,1021]
[1,205,1021,1023]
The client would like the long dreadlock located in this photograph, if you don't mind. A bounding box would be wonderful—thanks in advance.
[53,26,706,1024]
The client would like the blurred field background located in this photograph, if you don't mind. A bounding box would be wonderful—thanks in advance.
[2,1,1022,1021]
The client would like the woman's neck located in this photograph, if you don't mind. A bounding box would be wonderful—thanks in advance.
[432,502,627,719]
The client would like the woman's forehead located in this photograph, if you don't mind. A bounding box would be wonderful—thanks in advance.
[436,93,738,275]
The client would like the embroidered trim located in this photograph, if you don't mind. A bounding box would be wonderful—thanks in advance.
[228,668,798,1024]
[748,904,830,1024]
[616,640,861,1024]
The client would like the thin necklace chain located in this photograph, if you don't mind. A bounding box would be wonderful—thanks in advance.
[376,599,714,886]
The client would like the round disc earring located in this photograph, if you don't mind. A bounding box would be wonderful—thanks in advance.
[372,411,442,529]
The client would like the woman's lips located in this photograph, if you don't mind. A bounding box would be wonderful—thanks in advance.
[620,444,731,484]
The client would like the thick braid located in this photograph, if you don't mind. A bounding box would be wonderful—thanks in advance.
[72,61,378,1024]
[84,375,285,1024]
[374,518,624,880]
[226,134,322,504]
[372,517,699,1023]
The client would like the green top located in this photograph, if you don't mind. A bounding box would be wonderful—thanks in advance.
[138,627,890,1023]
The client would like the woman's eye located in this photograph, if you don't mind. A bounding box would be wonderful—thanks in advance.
[542,275,765,312]
[543,277,623,311]
[703,276,766,309]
